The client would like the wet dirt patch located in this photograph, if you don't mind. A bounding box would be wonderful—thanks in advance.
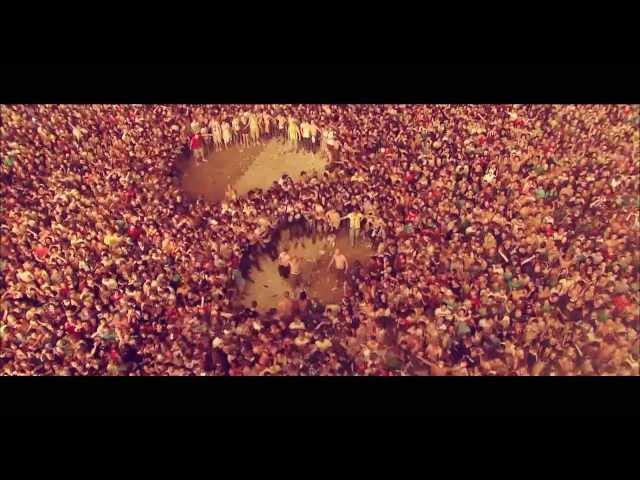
[181,140,327,202]
[240,228,377,312]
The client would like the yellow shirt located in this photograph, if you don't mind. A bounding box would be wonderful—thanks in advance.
[483,233,497,251]
[104,234,121,248]
[288,122,301,140]
[346,212,365,230]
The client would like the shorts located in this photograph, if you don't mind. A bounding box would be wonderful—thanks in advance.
[278,265,291,278]
[290,272,302,287]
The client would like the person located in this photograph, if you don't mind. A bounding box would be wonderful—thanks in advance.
[261,111,272,139]
[210,118,223,150]
[240,115,250,148]
[322,128,337,162]
[278,249,291,278]
[300,121,311,150]
[312,202,325,235]
[224,184,237,202]
[276,114,287,141]
[249,113,261,145]
[289,255,302,288]
[326,209,341,232]
[287,117,301,151]
[231,115,241,145]
[298,291,311,322]
[3,103,638,378]
[190,119,201,135]
[328,248,348,275]
[342,210,366,247]
[200,127,210,155]
[309,122,320,152]
[190,131,205,162]
[221,120,232,148]
[232,267,246,296]
[277,291,294,322]
[70,123,85,143]
[326,233,336,250]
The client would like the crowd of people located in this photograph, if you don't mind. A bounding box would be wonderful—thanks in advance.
[188,110,334,162]
[1,103,638,376]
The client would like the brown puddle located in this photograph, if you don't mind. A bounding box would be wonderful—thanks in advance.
[239,228,376,312]
[181,139,327,202]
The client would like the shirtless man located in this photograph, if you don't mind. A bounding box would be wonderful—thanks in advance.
[221,120,232,149]
[261,111,272,139]
[300,121,311,150]
[309,122,320,153]
[312,202,325,235]
[327,248,348,287]
[322,128,337,162]
[249,112,261,145]
[289,255,303,288]
[209,118,223,150]
[231,116,241,145]
[277,291,294,322]
[224,184,237,202]
[326,209,341,232]
[276,114,287,141]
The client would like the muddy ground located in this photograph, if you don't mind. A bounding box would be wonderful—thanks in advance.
[179,139,374,309]
[181,139,327,202]
[240,228,376,312]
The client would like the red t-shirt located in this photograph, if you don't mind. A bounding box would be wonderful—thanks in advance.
[544,225,554,237]
[470,296,482,310]
[190,135,203,151]
[110,348,121,363]
[613,295,631,312]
